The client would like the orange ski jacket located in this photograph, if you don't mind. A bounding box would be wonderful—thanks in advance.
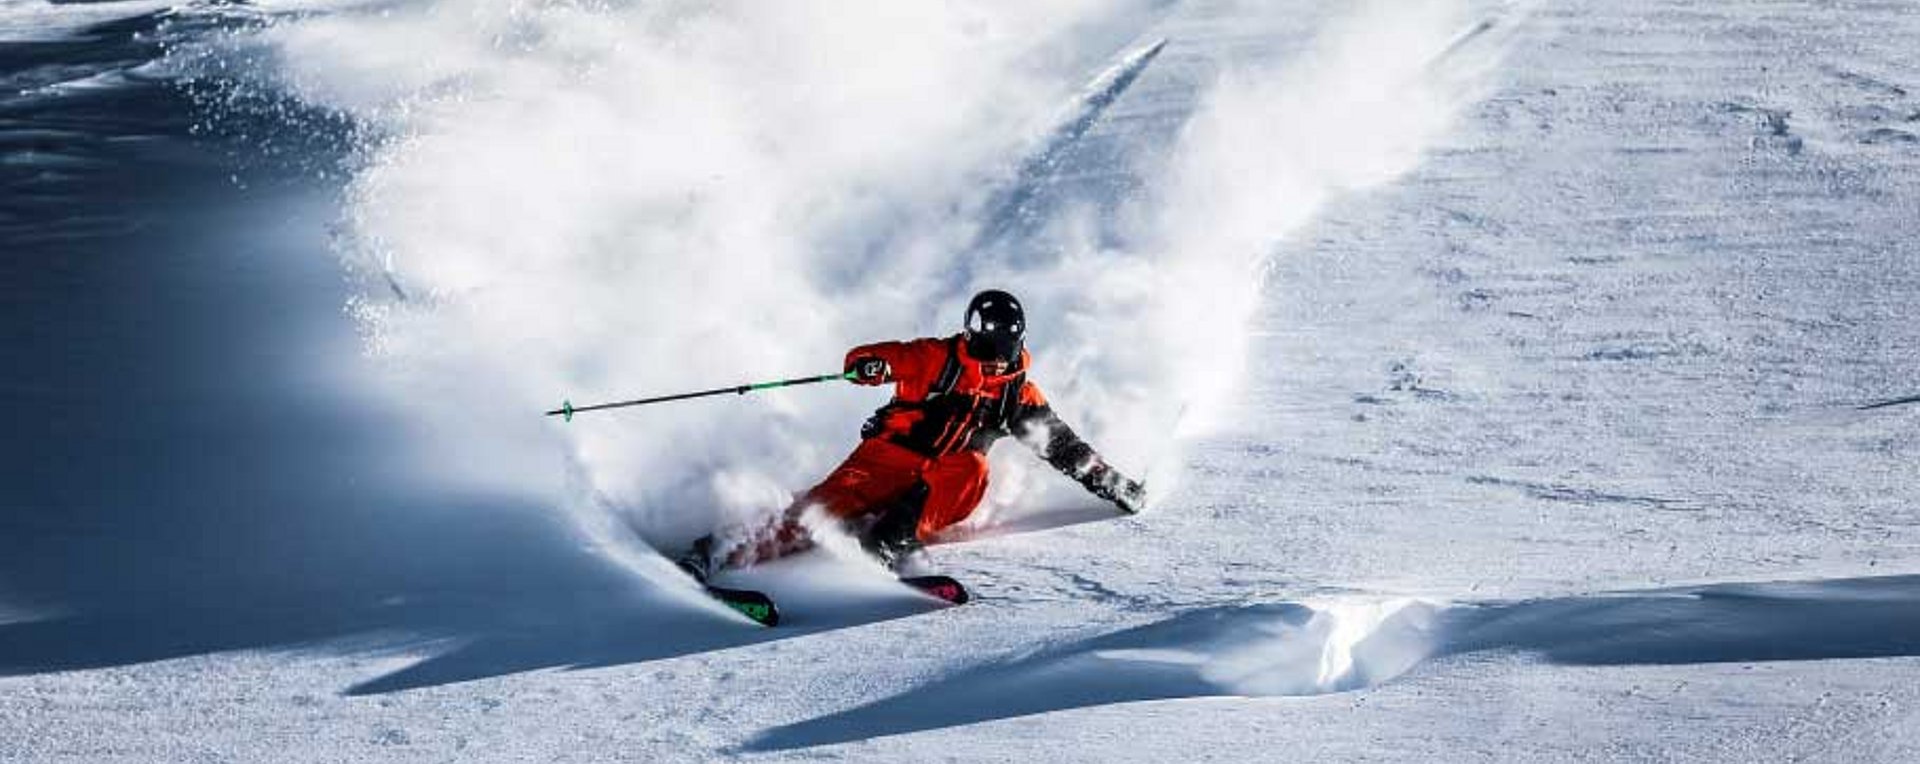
[844,335,1097,474]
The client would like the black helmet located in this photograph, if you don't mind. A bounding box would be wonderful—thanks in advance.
[963,289,1024,363]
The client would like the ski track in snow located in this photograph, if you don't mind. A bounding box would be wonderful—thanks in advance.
[5,0,1920,761]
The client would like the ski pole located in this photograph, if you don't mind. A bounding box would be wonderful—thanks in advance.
[546,371,856,422]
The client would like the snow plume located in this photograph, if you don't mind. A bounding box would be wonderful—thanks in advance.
[244,0,1119,557]
[232,0,1508,570]
[1139,1,1500,437]
[977,0,1514,511]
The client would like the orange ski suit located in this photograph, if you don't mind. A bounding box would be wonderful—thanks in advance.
[807,335,1052,537]
[721,335,1101,568]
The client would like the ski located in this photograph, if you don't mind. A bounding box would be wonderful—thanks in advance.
[672,537,778,626]
[900,574,970,605]
[704,584,780,627]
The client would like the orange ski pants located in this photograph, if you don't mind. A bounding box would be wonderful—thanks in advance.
[721,438,988,569]
[805,437,991,538]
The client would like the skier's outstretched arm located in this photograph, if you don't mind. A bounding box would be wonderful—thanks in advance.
[1014,384,1147,514]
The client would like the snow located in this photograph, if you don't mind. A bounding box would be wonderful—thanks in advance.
[0,1,174,43]
[5,0,1920,761]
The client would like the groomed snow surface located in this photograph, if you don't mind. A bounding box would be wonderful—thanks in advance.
[5,0,1920,761]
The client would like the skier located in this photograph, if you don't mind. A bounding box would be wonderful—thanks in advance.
[678,289,1146,582]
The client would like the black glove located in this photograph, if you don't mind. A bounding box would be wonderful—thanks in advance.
[1081,460,1147,515]
[848,356,890,385]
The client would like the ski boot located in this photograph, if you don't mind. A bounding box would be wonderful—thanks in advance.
[860,485,929,573]
[675,534,716,585]
[860,490,969,605]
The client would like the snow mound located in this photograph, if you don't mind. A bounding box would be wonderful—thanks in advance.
[751,574,1920,748]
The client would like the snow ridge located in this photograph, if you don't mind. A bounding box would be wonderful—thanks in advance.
[750,575,1920,749]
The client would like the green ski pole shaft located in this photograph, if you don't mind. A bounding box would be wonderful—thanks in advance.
[547,371,856,421]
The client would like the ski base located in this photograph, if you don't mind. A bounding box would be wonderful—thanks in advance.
[705,585,779,627]
[900,575,970,605]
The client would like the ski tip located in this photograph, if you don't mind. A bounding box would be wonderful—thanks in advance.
[901,575,970,606]
[708,586,780,627]
[733,601,779,627]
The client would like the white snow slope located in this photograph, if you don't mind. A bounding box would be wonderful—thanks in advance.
[6,0,1920,761]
